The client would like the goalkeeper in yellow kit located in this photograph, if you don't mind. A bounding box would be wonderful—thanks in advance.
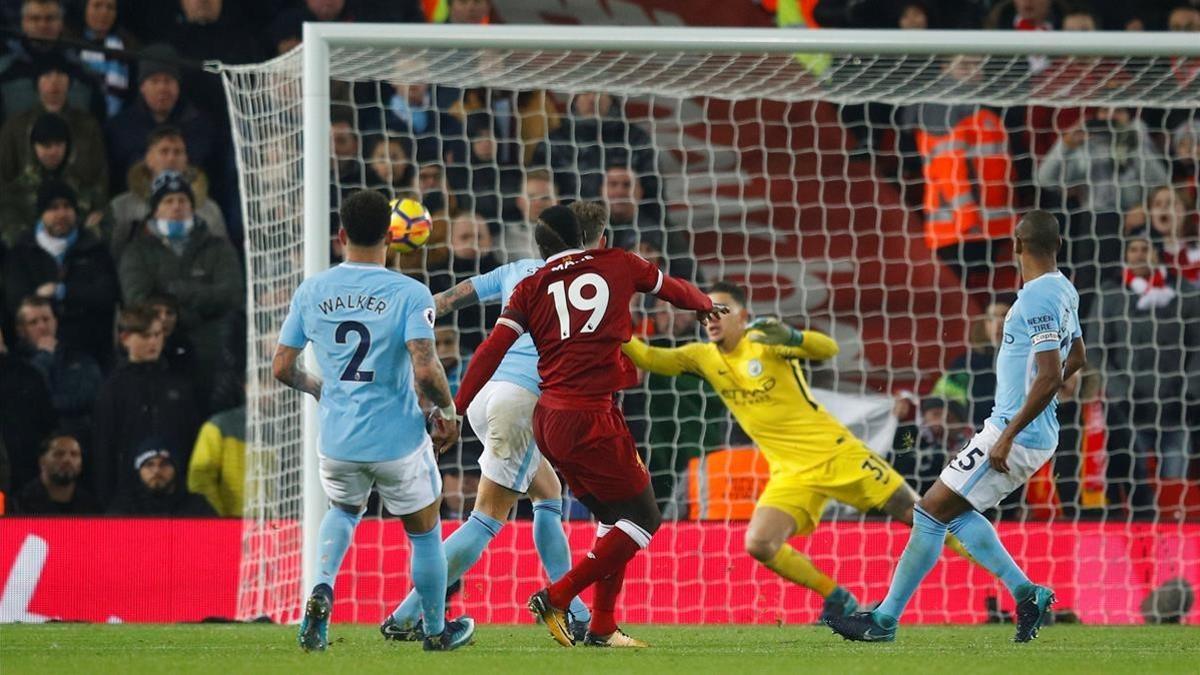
[622,281,975,621]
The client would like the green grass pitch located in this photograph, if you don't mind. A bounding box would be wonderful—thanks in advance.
[3,623,1198,674]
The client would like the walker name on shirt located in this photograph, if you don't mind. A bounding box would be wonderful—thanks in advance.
[317,294,389,315]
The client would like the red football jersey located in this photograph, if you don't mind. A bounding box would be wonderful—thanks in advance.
[499,247,663,408]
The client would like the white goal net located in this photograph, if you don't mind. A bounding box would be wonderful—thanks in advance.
[221,26,1200,626]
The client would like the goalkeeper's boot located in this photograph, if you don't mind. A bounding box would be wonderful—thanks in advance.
[527,588,574,647]
[423,616,476,652]
[379,615,423,642]
[1013,584,1055,643]
[297,588,332,652]
[567,614,590,644]
[582,627,649,648]
[819,586,860,623]
[824,611,897,643]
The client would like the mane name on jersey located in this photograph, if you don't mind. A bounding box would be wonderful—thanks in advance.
[317,294,388,315]
[550,254,593,272]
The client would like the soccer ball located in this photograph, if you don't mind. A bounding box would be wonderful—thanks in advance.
[388,198,432,253]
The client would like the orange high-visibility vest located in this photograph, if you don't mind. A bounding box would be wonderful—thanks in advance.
[915,108,1016,251]
[687,447,770,521]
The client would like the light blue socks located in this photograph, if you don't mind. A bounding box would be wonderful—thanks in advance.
[875,506,947,626]
[391,510,502,627]
[314,507,360,591]
[407,521,448,637]
[947,509,1030,597]
[533,498,591,623]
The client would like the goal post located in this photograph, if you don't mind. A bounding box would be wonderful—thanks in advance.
[222,24,1200,625]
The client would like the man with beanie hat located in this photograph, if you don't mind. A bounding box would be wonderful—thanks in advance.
[119,170,242,410]
[106,440,215,516]
[103,125,228,261]
[0,110,107,247]
[105,44,218,194]
[3,178,119,367]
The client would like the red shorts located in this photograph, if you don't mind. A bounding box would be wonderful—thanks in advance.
[531,402,649,503]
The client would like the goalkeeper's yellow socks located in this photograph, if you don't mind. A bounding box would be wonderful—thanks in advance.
[765,544,838,597]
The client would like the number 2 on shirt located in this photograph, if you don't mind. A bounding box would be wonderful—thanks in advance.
[548,273,610,339]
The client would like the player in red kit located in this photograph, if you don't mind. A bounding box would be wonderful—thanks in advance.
[453,205,725,648]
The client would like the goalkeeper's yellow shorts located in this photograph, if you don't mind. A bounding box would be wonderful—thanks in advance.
[756,443,906,536]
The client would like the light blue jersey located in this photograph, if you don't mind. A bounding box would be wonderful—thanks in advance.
[986,270,1081,450]
[470,258,544,395]
[278,262,437,462]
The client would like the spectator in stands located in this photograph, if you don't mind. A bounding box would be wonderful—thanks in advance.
[4,180,118,366]
[102,125,227,261]
[1037,106,1169,219]
[506,169,555,261]
[67,0,138,118]
[1086,235,1200,513]
[463,111,520,221]
[11,432,100,515]
[418,161,454,216]
[265,8,304,55]
[986,0,1064,73]
[168,0,265,126]
[13,296,101,438]
[431,211,498,349]
[364,133,416,196]
[92,306,201,505]
[987,0,1062,30]
[0,325,56,493]
[0,54,107,192]
[0,112,106,244]
[435,323,464,392]
[108,443,216,516]
[386,79,465,161]
[330,107,366,204]
[1145,185,1200,288]
[533,91,656,202]
[105,44,218,194]
[902,55,1017,287]
[1170,120,1199,205]
[890,397,972,495]
[0,0,106,120]
[146,292,195,380]
[118,170,242,408]
[188,402,245,516]
[930,301,1008,428]
[604,163,677,258]
[897,2,928,29]
[300,0,424,23]
[1061,5,1098,31]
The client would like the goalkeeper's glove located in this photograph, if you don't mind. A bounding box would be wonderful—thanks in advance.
[746,317,805,347]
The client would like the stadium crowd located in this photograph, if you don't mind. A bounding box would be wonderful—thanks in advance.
[0,0,1197,524]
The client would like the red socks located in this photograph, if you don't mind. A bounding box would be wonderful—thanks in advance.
[588,566,626,636]
[546,526,640,610]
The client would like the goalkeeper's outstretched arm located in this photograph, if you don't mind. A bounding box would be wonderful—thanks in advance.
[622,338,696,377]
[747,318,839,360]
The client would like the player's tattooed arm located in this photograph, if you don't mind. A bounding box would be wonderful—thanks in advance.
[406,338,453,409]
[434,280,479,318]
[408,337,460,454]
[272,344,322,400]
